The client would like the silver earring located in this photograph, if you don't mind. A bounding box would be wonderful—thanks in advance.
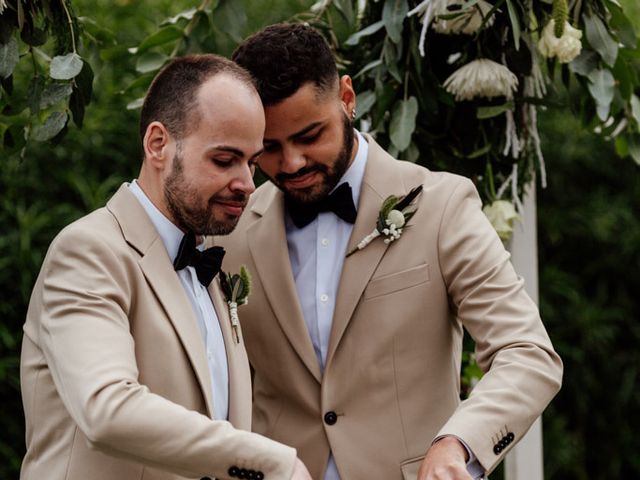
[351,109,356,120]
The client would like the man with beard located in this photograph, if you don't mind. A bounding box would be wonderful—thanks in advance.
[219,24,563,480]
[20,54,312,480]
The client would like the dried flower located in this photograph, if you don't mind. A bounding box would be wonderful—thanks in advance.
[538,19,583,64]
[444,59,519,101]
[433,0,495,35]
[483,200,520,242]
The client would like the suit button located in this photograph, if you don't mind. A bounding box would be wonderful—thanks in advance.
[324,411,338,425]
[508,432,515,441]
[256,473,264,480]
[228,466,240,477]
[493,445,502,455]
[239,469,248,479]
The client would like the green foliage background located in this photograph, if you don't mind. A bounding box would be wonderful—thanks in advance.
[1,0,639,479]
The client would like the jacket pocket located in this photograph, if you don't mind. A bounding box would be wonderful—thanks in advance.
[400,454,425,480]
[364,263,430,300]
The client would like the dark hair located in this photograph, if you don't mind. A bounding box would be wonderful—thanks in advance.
[232,23,338,106]
[139,54,255,141]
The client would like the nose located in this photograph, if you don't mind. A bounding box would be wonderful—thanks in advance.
[280,144,306,174]
[231,162,256,195]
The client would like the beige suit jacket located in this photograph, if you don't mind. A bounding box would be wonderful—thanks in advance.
[219,135,563,479]
[20,184,296,480]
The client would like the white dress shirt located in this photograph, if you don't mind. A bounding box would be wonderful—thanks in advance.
[129,180,229,421]
[285,132,484,480]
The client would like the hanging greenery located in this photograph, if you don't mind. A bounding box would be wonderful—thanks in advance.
[296,0,639,240]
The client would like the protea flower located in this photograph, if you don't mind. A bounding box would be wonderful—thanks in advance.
[443,59,519,101]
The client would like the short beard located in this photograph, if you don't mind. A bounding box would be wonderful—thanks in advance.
[275,113,354,205]
[164,150,243,236]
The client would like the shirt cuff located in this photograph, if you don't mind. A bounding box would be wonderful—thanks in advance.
[432,435,485,480]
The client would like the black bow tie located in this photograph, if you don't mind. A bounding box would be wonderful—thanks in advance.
[286,182,357,228]
[173,231,225,287]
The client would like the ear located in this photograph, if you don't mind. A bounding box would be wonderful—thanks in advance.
[143,121,173,170]
[338,75,356,119]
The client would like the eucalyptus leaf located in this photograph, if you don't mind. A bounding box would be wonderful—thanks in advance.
[31,111,68,141]
[333,0,355,26]
[136,52,167,74]
[583,13,618,67]
[345,20,384,46]
[0,36,19,79]
[355,90,376,119]
[607,2,637,49]
[27,76,45,114]
[40,83,73,109]
[382,0,408,44]
[354,59,382,79]
[50,53,84,80]
[587,69,615,121]
[390,96,418,151]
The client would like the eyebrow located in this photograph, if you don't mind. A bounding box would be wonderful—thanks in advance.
[209,145,264,160]
[264,121,323,144]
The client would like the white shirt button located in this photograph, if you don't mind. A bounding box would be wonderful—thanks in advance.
[320,294,329,302]
[321,238,329,246]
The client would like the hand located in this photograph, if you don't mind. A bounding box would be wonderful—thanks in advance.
[290,457,313,480]
[417,437,473,480]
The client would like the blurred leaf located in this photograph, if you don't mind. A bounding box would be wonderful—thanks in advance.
[345,19,384,46]
[135,51,167,74]
[333,0,355,26]
[20,23,47,47]
[390,96,418,151]
[31,111,68,141]
[355,90,376,119]
[587,69,615,121]
[505,0,521,51]
[26,75,45,114]
[383,37,402,83]
[628,133,640,165]
[39,83,73,109]
[569,50,599,77]
[607,1,637,49]
[161,7,198,26]
[354,59,382,78]
[631,95,640,132]
[583,13,619,67]
[477,102,514,119]
[382,0,408,44]
[612,56,633,100]
[50,53,83,80]
[126,97,144,110]
[0,36,19,79]
[129,26,183,54]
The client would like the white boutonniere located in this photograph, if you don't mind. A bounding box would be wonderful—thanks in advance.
[220,266,252,344]
[346,185,423,257]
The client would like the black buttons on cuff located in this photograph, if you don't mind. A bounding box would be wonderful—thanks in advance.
[493,431,515,455]
[228,466,264,479]
[324,411,338,425]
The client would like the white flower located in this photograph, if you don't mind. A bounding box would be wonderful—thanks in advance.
[433,0,495,35]
[0,0,7,14]
[483,200,520,241]
[444,59,519,101]
[386,209,406,228]
[538,19,583,64]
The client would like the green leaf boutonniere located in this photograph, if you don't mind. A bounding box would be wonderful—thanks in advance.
[220,265,252,344]
[346,185,423,257]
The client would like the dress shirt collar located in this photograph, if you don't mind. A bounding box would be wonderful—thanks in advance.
[129,179,193,262]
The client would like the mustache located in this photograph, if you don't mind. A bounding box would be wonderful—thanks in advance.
[209,192,248,207]
[275,164,328,183]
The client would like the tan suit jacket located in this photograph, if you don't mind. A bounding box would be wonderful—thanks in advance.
[20,184,296,480]
[219,135,563,479]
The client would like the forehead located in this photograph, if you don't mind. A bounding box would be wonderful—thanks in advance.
[187,74,265,145]
[263,82,338,137]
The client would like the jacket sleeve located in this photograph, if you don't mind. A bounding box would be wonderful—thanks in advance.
[434,177,563,473]
[37,224,297,480]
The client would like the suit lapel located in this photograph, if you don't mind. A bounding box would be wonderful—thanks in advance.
[107,184,214,418]
[326,135,410,367]
[247,186,322,383]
